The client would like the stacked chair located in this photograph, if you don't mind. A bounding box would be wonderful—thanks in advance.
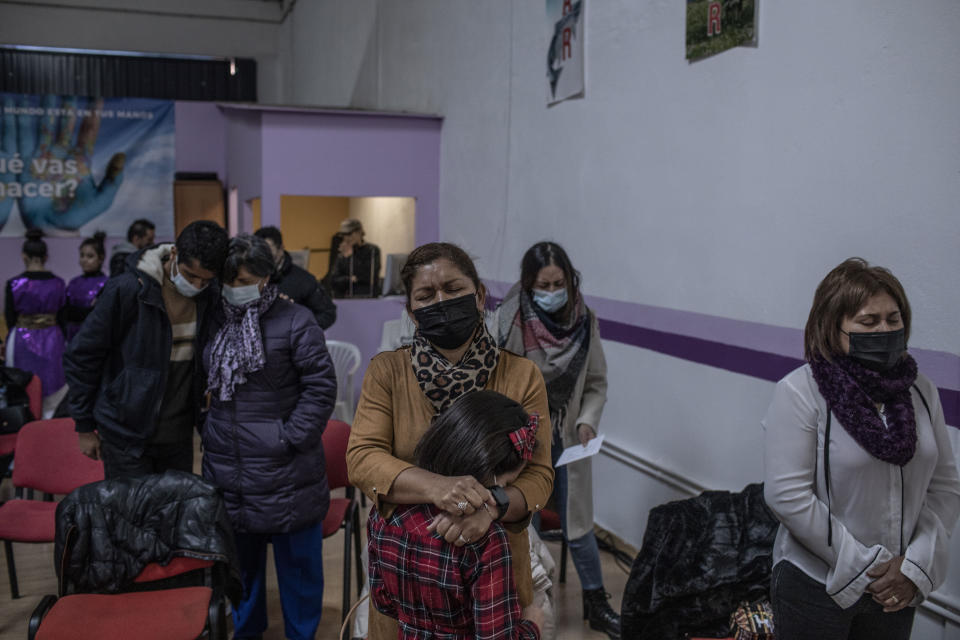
[0,418,103,599]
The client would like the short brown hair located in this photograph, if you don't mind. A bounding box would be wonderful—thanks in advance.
[400,242,482,308]
[804,257,911,362]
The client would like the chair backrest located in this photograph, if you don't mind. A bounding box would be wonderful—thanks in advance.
[26,375,42,420]
[326,340,361,413]
[322,419,352,491]
[134,557,215,583]
[13,419,104,494]
[288,249,310,271]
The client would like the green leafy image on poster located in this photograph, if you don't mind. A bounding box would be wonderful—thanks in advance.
[686,0,757,62]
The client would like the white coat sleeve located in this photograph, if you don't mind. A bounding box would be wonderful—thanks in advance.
[901,384,960,603]
[762,376,893,609]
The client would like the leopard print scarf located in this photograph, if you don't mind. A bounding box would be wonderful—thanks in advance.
[411,320,501,413]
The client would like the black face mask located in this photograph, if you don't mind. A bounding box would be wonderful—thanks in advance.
[412,293,480,350]
[844,328,906,371]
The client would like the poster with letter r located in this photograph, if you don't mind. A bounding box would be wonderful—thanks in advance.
[686,0,757,62]
[547,0,586,106]
[0,93,175,237]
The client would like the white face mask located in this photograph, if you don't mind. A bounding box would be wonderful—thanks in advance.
[222,282,262,307]
[170,260,206,298]
[532,288,568,313]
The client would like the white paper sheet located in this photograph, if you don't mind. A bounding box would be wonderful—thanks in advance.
[554,434,605,467]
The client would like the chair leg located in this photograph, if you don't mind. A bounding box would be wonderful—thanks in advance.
[353,507,363,597]
[4,540,19,599]
[559,538,568,584]
[342,519,353,623]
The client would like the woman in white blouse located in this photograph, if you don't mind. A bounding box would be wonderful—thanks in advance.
[762,258,960,640]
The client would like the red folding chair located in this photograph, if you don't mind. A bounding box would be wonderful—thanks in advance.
[27,476,232,640]
[29,543,227,640]
[321,419,364,622]
[0,418,103,598]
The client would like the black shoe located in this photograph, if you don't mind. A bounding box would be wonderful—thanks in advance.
[582,587,621,639]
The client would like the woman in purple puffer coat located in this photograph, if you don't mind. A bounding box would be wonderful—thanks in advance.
[202,234,337,640]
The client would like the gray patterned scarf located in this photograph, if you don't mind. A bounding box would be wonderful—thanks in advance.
[496,282,591,421]
[206,284,279,402]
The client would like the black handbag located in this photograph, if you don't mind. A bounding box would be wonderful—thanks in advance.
[0,405,33,434]
[0,366,36,434]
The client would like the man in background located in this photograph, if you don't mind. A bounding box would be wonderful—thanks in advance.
[255,226,337,330]
[109,218,156,276]
[329,218,381,298]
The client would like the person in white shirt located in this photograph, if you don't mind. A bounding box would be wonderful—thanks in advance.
[762,257,960,640]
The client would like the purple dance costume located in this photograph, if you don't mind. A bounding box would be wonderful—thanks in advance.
[4,272,67,398]
[63,272,108,343]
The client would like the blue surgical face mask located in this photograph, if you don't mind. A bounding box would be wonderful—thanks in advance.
[170,259,206,298]
[222,282,262,307]
[532,288,568,314]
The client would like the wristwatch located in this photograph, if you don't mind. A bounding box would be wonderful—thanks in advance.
[488,485,510,520]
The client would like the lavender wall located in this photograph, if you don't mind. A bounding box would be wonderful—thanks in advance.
[175,102,227,182]
[257,110,441,245]
[323,296,408,407]
[223,108,264,215]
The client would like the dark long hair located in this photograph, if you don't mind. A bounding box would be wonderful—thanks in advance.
[520,241,581,321]
[415,390,534,483]
[22,229,47,261]
[80,231,107,259]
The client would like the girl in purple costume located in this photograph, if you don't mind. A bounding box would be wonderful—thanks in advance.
[63,232,109,343]
[4,230,67,416]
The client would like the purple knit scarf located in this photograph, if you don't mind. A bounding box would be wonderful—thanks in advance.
[809,354,918,466]
[206,284,279,402]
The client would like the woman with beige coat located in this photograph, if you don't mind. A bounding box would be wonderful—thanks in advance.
[347,242,554,640]
[495,241,615,638]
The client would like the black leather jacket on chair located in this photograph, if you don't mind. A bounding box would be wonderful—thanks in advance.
[54,470,242,604]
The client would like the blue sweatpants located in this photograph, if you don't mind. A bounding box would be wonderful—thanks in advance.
[233,520,325,640]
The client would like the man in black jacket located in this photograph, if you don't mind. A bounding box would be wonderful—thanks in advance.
[64,221,229,479]
[254,226,337,330]
[329,218,381,298]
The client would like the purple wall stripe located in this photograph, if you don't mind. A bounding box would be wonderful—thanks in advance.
[596,317,804,384]
[487,290,960,427]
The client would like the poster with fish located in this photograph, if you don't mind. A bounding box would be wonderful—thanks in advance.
[547,0,586,106]
[686,0,757,62]
[0,94,175,236]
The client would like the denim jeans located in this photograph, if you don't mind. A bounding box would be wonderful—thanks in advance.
[550,427,604,591]
[771,560,915,640]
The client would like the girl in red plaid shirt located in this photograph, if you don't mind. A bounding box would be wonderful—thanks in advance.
[368,390,544,639]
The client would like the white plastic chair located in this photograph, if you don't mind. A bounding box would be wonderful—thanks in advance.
[326,340,361,424]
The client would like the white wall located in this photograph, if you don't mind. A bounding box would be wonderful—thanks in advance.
[0,0,285,103]
[283,1,960,634]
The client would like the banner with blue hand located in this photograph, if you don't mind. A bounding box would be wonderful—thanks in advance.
[0,94,174,237]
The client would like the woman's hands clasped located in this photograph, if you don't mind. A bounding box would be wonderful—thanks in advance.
[427,474,498,546]
[429,474,493,517]
[867,556,918,612]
